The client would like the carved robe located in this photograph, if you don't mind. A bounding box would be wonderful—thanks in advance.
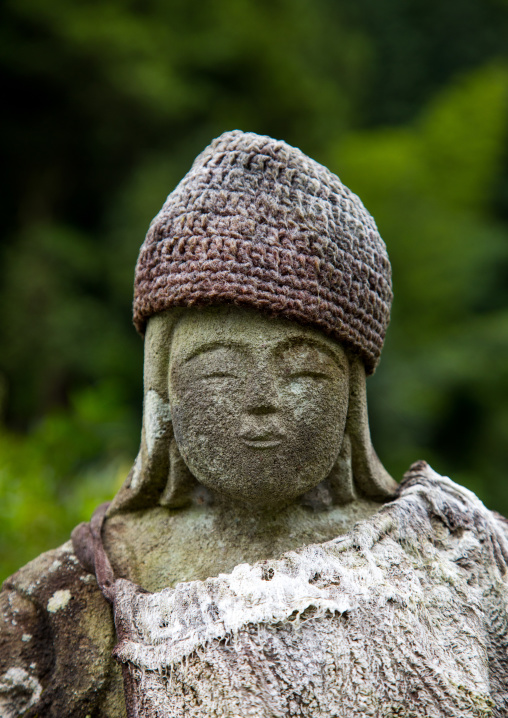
[2,463,508,717]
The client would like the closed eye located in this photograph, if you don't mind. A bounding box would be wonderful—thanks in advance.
[202,371,238,379]
[288,371,330,380]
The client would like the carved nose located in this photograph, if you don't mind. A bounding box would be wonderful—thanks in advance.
[248,403,277,416]
[245,372,278,415]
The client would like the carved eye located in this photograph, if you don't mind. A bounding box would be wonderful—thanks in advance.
[289,371,330,380]
[202,371,238,379]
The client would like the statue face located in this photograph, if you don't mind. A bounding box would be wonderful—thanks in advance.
[168,306,350,507]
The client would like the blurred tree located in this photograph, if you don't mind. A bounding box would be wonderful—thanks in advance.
[341,0,508,126]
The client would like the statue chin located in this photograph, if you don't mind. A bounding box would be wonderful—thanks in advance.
[175,439,338,508]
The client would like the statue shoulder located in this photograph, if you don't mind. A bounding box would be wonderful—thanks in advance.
[491,510,508,540]
[0,539,125,718]
[397,462,508,573]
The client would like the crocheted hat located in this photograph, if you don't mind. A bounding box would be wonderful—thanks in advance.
[133,131,392,374]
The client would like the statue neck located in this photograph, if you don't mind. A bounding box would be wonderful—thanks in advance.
[103,495,383,592]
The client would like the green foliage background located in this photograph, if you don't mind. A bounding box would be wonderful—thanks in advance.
[1,0,508,581]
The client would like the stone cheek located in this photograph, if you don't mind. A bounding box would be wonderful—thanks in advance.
[0,542,125,718]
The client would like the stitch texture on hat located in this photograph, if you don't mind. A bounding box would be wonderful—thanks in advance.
[133,130,392,374]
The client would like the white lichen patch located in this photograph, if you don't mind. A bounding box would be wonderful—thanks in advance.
[79,573,97,584]
[129,451,143,491]
[0,667,42,718]
[144,390,172,456]
[21,634,32,642]
[47,589,71,613]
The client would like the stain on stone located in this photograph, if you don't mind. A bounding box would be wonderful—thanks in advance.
[47,589,71,613]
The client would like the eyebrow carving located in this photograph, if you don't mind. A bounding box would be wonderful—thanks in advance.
[274,337,346,366]
[183,341,248,364]
[181,336,346,368]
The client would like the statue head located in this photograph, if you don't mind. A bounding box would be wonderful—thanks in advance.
[110,131,397,514]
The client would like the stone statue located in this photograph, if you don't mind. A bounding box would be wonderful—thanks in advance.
[2,131,508,718]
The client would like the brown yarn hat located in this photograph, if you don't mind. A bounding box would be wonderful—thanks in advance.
[133,131,392,374]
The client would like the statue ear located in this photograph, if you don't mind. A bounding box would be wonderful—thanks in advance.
[108,309,210,515]
[159,438,198,508]
[108,388,174,513]
[346,356,399,500]
[108,311,184,515]
[327,433,356,504]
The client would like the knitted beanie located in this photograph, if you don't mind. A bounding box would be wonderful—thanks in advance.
[133,131,392,374]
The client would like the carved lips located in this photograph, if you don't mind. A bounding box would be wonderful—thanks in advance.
[240,431,284,449]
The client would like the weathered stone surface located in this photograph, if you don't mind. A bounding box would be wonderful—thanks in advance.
[3,463,508,716]
[0,542,125,717]
[107,464,508,717]
[103,494,382,591]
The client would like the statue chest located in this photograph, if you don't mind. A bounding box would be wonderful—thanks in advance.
[108,534,496,718]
